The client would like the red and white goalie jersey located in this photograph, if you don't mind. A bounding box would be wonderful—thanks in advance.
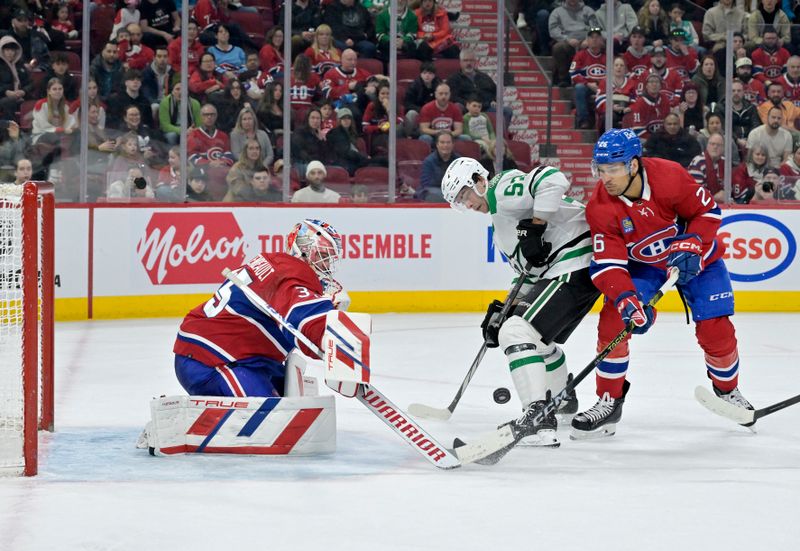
[174,253,335,367]
[586,157,724,300]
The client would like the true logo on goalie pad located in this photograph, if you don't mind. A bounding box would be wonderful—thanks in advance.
[148,395,336,456]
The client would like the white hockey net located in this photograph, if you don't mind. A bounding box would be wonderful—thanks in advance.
[0,183,53,477]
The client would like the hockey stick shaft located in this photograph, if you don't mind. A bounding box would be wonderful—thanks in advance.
[408,263,533,420]
[755,394,800,420]
[222,268,461,469]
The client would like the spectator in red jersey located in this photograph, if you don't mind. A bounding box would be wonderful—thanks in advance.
[319,100,337,137]
[773,56,800,107]
[691,55,725,108]
[746,0,791,50]
[751,27,791,86]
[637,0,669,47]
[548,0,596,87]
[570,26,605,129]
[51,4,78,40]
[188,102,235,167]
[259,27,285,76]
[155,145,182,200]
[117,23,155,71]
[637,46,683,105]
[189,52,225,102]
[32,77,74,149]
[167,19,205,75]
[623,26,650,78]
[733,57,766,105]
[304,24,342,76]
[664,27,698,79]
[289,54,320,123]
[321,48,370,119]
[687,132,725,202]
[624,73,672,139]
[779,144,800,199]
[415,0,460,60]
[323,0,377,59]
[595,56,637,131]
[362,81,405,156]
[643,111,701,167]
[731,143,768,203]
[418,82,467,145]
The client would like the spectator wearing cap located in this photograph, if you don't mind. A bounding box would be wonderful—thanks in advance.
[90,40,124,99]
[107,69,155,130]
[623,26,651,77]
[548,0,598,87]
[747,106,793,168]
[323,0,377,59]
[664,28,698,79]
[419,131,460,202]
[712,79,760,150]
[773,56,800,107]
[643,112,701,167]
[594,0,638,48]
[638,46,684,106]
[637,0,669,48]
[0,36,32,121]
[746,0,791,51]
[757,82,800,135]
[687,132,726,202]
[415,0,460,61]
[733,57,766,104]
[5,8,50,73]
[667,3,700,52]
[327,107,369,175]
[751,27,791,87]
[570,27,605,129]
[691,55,725,108]
[701,0,745,54]
[624,72,672,139]
[291,160,341,203]
[186,166,213,202]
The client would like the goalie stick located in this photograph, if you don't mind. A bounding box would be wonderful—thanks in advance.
[407,263,534,421]
[222,268,461,470]
[455,267,680,465]
[694,387,800,426]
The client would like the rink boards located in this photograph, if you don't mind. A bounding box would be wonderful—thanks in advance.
[51,204,800,320]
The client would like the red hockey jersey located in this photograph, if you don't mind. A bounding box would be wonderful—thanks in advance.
[773,74,800,107]
[623,49,651,78]
[664,46,699,80]
[586,157,724,301]
[174,253,334,367]
[635,67,684,105]
[751,46,791,84]
[569,48,606,86]
[321,66,371,100]
[624,93,672,139]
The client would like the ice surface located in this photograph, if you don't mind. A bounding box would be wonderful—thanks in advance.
[1,313,799,550]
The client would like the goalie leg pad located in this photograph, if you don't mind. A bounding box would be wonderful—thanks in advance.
[500,316,554,406]
[144,395,336,456]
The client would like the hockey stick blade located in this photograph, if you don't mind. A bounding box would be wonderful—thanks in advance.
[694,386,756,425]
[452,425,516,465]
[407,402,453,421]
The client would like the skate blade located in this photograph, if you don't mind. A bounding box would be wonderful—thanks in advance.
[569,423,616,440]
[556,412,575,425]
[517,429,560,448]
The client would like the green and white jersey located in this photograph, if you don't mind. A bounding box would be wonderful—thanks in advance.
[486,166,592,282]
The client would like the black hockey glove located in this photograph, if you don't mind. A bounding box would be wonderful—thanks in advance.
[481,299,505,348]
[516,220,552,267]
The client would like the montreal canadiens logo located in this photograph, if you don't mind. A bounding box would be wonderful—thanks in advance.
[137,212,247,285]
[629,226,679,264]
[719,213,796,282]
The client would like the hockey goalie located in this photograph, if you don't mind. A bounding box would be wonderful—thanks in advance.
[138,218,371,457]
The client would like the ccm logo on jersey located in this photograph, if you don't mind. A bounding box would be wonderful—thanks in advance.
[137,212,246,285]
[629,226,679,264]
[719,213,797,282]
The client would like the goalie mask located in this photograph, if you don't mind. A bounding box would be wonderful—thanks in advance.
[286,219,343,278]
[441,157,489,211]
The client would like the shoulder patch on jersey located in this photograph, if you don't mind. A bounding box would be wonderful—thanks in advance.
[622,217,635,234]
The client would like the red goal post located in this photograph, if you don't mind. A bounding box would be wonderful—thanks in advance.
[0,181,54,477]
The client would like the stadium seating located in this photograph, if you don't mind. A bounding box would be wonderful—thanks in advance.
[395,138,430,161]
[453,140,481,160]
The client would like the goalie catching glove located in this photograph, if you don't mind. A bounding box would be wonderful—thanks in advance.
[666,233,703,286]
[516,220,552,267]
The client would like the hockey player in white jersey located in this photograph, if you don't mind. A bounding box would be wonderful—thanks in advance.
[441,158,600,446]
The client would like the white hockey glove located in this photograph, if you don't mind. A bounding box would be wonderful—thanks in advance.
[321,311,371,398]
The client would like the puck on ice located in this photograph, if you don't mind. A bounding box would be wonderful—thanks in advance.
[493,387,511,404]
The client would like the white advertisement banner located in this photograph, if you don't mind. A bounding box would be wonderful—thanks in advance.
[54,205,800,299]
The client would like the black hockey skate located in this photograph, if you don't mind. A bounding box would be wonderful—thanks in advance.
[570,381,630,440]
[713,386,756,428]
[502,398,560,448]
[556,386,579,422]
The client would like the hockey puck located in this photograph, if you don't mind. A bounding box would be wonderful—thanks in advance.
[493,387,511,404]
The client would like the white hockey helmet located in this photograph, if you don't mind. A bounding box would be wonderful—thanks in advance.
[441,157,490,210]
[286,218,343,278]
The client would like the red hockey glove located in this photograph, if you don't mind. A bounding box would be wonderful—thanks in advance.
[615,291,656,335]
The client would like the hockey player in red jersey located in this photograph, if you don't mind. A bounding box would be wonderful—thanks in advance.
[173,219,349,397]
[571,128,755,439]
